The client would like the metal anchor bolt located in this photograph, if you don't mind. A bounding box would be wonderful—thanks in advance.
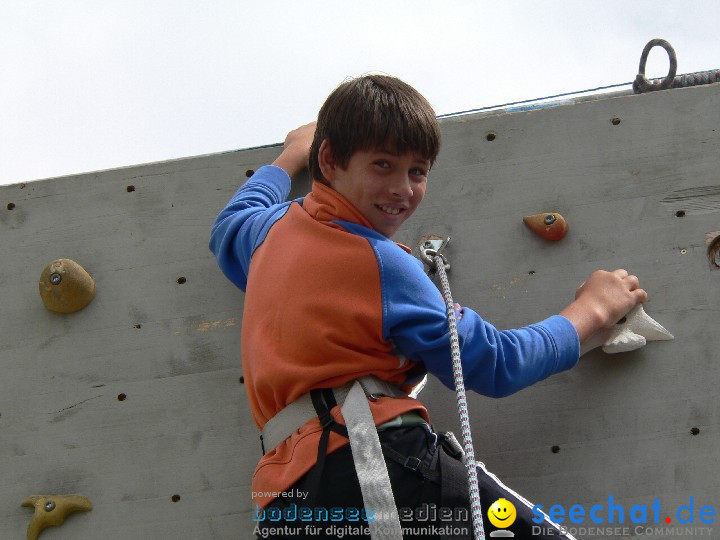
[49,273,62,285]
[544,214,557,225]
[44,501,56,512]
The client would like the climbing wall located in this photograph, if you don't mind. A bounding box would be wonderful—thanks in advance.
[1,83,718,539]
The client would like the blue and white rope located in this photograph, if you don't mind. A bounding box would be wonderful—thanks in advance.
[433,254,486,540]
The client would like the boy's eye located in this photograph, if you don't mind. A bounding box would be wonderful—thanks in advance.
[375,160,390,168]
[410,167,428,177]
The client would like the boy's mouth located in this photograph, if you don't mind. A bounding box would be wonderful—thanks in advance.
[375,204,404,216]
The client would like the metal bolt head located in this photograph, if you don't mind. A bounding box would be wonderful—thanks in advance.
[423,241,433,248]
[44,500,56,512]
[544,214,556,225]
[50,273,62,285]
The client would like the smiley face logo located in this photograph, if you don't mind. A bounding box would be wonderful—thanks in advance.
[487,498,517,529]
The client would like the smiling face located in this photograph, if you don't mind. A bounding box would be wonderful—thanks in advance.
[319,141,429,238]
[487,498,517,529]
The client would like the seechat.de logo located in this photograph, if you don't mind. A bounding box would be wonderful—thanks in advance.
[532,495,716,525]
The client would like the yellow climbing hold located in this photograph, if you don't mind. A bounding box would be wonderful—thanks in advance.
[39,259,96,313]
[21,494,93,540]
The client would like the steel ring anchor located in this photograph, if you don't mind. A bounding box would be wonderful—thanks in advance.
[633,38,677,93]
[418,237,451,271]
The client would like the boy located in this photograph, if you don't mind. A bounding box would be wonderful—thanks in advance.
[210,75,646,539]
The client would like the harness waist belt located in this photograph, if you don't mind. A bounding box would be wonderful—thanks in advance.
[260,375,407,454]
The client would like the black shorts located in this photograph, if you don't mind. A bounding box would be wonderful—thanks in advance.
[254,425,575,539]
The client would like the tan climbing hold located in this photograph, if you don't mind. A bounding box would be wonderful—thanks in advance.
[21,494,93,540]
[39,259,96,313]
[523,212,569,241]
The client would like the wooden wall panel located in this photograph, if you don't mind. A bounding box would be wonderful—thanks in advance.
[2,84,718,538]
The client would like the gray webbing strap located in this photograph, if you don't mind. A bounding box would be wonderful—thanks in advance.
[260,376,404,453]
[342,380,404,540]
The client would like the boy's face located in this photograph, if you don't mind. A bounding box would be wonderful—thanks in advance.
[322,143,430,238]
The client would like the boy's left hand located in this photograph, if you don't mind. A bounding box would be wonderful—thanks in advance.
[560,268,647,347]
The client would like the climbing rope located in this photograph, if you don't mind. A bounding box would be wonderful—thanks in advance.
[633,38,720,93]
[634,68,720,93]
[421,239,486,540]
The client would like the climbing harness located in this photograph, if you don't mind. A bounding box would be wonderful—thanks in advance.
[261,375,406,539]
[260,376,404,453]
[420,237,486,540]
[260,370,475,539]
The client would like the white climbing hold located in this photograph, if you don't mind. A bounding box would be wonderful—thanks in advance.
[602,305,674,354]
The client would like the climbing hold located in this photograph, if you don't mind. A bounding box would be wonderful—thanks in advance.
[39,259,96,313]
[602,305,674,354]
[21,494,93,540]
[522,212,569,241]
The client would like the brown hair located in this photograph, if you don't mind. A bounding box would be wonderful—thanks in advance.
[308,75,441,184]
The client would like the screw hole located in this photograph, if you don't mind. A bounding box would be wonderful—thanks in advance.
[177,277,187,285]
[126,185,135,192]
[7,203,15,210]
[486,132,496,142]
[551,445,560,454]
[680,248,687,255]
[528,270,536,275]
[239,376,245,384]
[117,393,127,401]
[675,210,686,217]
[133,324,142,329]
[245,169,255,178]
[691,427,700,436]
[611,117,621,126]
[171,494,181,503]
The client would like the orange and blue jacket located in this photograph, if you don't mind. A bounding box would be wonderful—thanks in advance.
[209,165,580,508]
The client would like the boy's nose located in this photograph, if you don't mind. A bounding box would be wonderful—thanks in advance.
[389,174,413,198]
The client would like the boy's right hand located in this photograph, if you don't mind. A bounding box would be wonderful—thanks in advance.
[272,122,317,179]
[560,269,648,345]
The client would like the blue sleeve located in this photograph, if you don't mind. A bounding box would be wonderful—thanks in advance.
[345,225,580,398]
[209,165,294,291]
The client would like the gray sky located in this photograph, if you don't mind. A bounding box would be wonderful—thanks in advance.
[1,1,719,186]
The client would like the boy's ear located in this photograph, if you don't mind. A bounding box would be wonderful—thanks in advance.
[318,139,337,182]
